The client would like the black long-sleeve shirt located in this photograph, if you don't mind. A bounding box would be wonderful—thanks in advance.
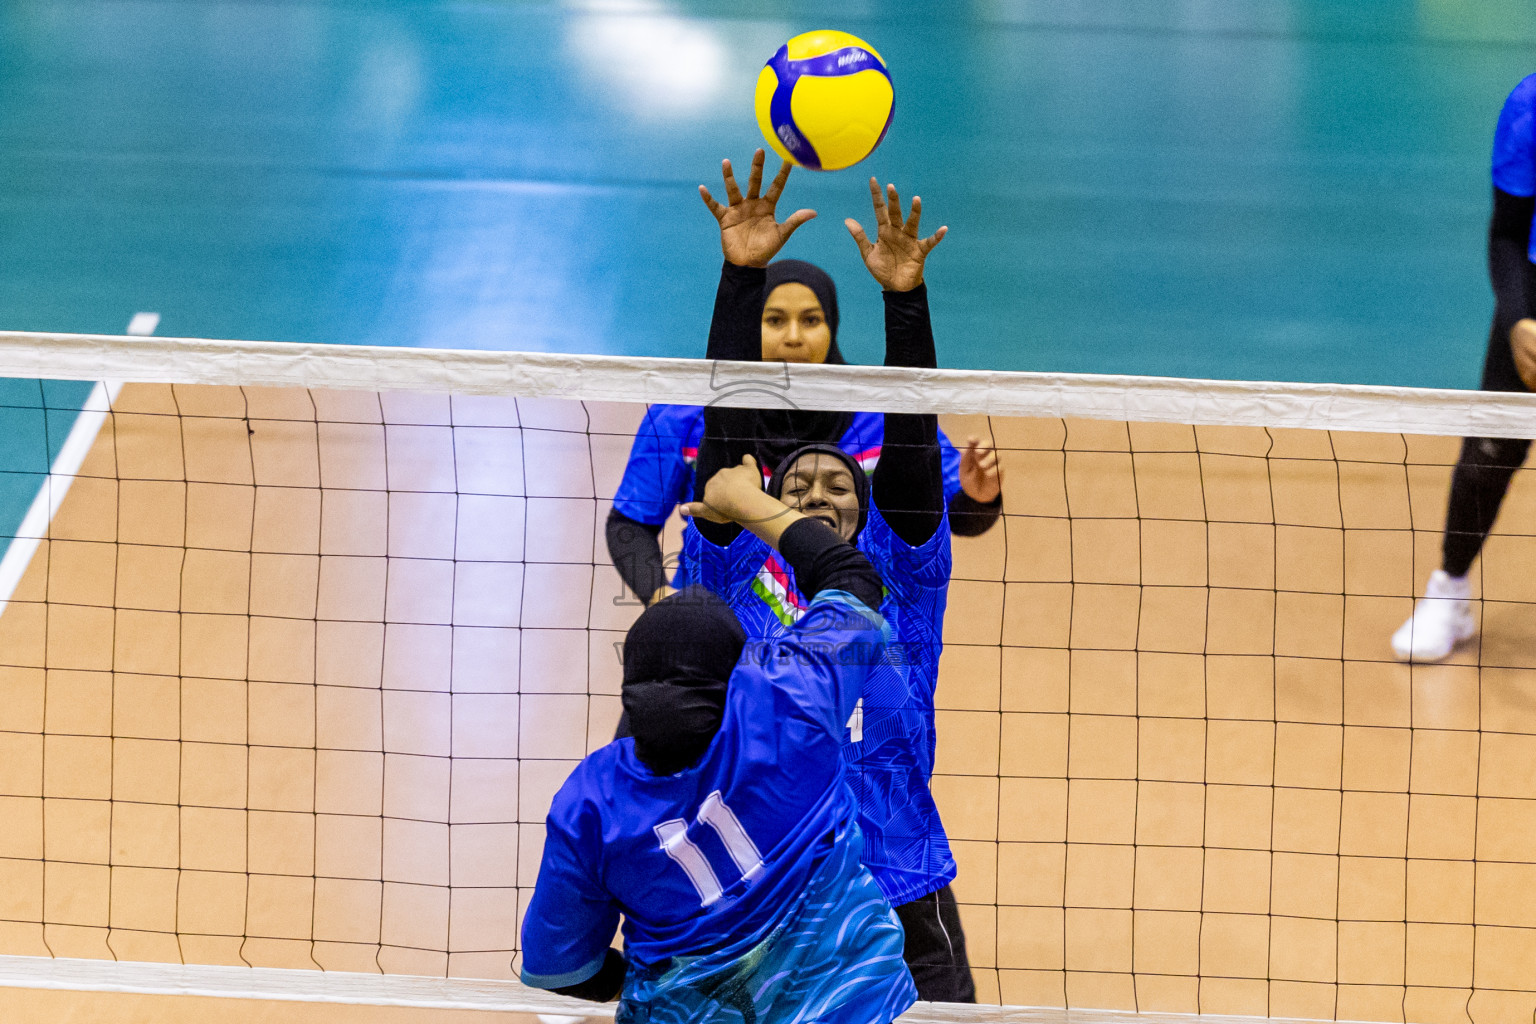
[606,261,1001,603]
[1490,186,1536,337]
[695,262,948,546]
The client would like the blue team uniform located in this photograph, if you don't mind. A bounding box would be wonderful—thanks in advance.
[612,406,963,589]
[682,509,956,908]
[520,590,917,1024]
[1494,73,1536,257]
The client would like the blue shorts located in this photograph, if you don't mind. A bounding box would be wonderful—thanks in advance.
[616,826,916,1024]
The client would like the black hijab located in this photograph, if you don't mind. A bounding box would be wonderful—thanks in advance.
[755,259,853,469]
[768,443,870,542]
[621,587,746,776]
[764,259,844,365]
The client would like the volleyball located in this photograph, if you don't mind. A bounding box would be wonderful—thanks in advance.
[754,30,894,172]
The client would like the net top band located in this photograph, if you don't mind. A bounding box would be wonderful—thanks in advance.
[3,330,1533,439]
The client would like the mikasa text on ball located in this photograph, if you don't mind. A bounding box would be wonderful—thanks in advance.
[754,30,894,172]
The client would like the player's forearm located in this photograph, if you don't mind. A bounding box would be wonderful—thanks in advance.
[882,282,936,370]
[779,518,882,609]
[729,487,808,550]
[948,490,1003,536]
[873,412,943,545]
[696,263,768,547]
[875,283,944,543]
[549,948,626,1002]
[706,262,767,362]
[605,509,667,604]
[1489,187,1535,328]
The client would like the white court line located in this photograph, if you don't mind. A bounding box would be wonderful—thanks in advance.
[0,316,152,617]
[0,380,122,617]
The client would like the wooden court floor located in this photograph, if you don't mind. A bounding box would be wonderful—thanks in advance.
[3,385,1536,1022]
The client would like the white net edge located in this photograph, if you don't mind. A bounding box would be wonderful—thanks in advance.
[1,330,1533,439]
[0,954,1350,1024]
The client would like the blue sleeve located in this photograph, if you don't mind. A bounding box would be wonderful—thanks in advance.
[937,427,962,503]
[612,406,698,526]
[519,813,622,990]
[775,591,889,733]
[1493,76,1536,197]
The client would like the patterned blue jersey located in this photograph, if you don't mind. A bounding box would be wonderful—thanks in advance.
[612,406,964,584]
[616,823,915,1024]
[1492,73,1536,259]
[521,591,914,1024]
[682,509,956,907]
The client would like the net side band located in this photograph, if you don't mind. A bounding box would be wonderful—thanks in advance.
[0,954,1331,1024]
[2,330,1533,438]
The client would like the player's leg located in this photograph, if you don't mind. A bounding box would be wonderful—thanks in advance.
[1393,322,1532,661]
[893,884,975,1003]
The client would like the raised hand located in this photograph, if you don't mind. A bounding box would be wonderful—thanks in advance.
[681,454,770,524]
[959,436,1002,503]
[699,150,817,268]
[845,178,947,292]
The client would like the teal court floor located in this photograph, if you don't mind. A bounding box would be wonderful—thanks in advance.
[3,0,1536,543]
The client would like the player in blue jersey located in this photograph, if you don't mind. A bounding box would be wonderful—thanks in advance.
[520,455,917,1024]
[1394,74,1536,660]
[679,152,976,1002]
[605,174,1003,607]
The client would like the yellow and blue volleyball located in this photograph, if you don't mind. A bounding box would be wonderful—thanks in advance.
[754,30,894,172]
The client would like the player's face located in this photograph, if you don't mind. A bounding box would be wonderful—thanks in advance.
[780,453,860,542]
[761,283,831,363]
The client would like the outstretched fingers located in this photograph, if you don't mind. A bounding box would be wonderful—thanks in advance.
[919,225,949,254]
[699,184,726,219]
[780,208,818,241]
[868,177,890,227]
[884,183,904,228]
[844,218,874,259]
[721,158,744,205]
[744,149,766,200]
[763,160,793,204]
[904,195,923,236]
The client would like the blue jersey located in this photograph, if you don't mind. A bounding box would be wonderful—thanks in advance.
[1493,73,1536,259]
[612,404,964,527]
[682,509,956,907]
[521,591,915,1024]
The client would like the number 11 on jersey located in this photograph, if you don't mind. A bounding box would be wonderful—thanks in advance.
[653,791,765,907]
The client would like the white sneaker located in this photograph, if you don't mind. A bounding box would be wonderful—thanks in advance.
[1391,570,1475,662]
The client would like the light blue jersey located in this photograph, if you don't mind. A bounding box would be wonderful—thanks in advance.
[520,590,916,1024]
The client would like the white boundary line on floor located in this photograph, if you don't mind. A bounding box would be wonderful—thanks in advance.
[0,329,1534,438]
[0,954,1339,1024]
[0,380,120,617]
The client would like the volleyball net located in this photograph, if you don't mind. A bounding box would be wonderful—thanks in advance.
[2,330,1536,1023]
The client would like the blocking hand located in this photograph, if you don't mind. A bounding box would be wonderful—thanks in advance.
[845,178,947,292]
[959,436,1002,504]
[681,455,771,524]
[700,150,817,268]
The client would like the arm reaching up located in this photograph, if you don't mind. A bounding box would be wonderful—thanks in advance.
[845,178,948,546]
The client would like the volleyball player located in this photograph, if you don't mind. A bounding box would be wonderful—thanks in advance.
[519,456,917,1024]
[605,165,1002,608]
[681,151,977,1002]
[1393,73,1536,661]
